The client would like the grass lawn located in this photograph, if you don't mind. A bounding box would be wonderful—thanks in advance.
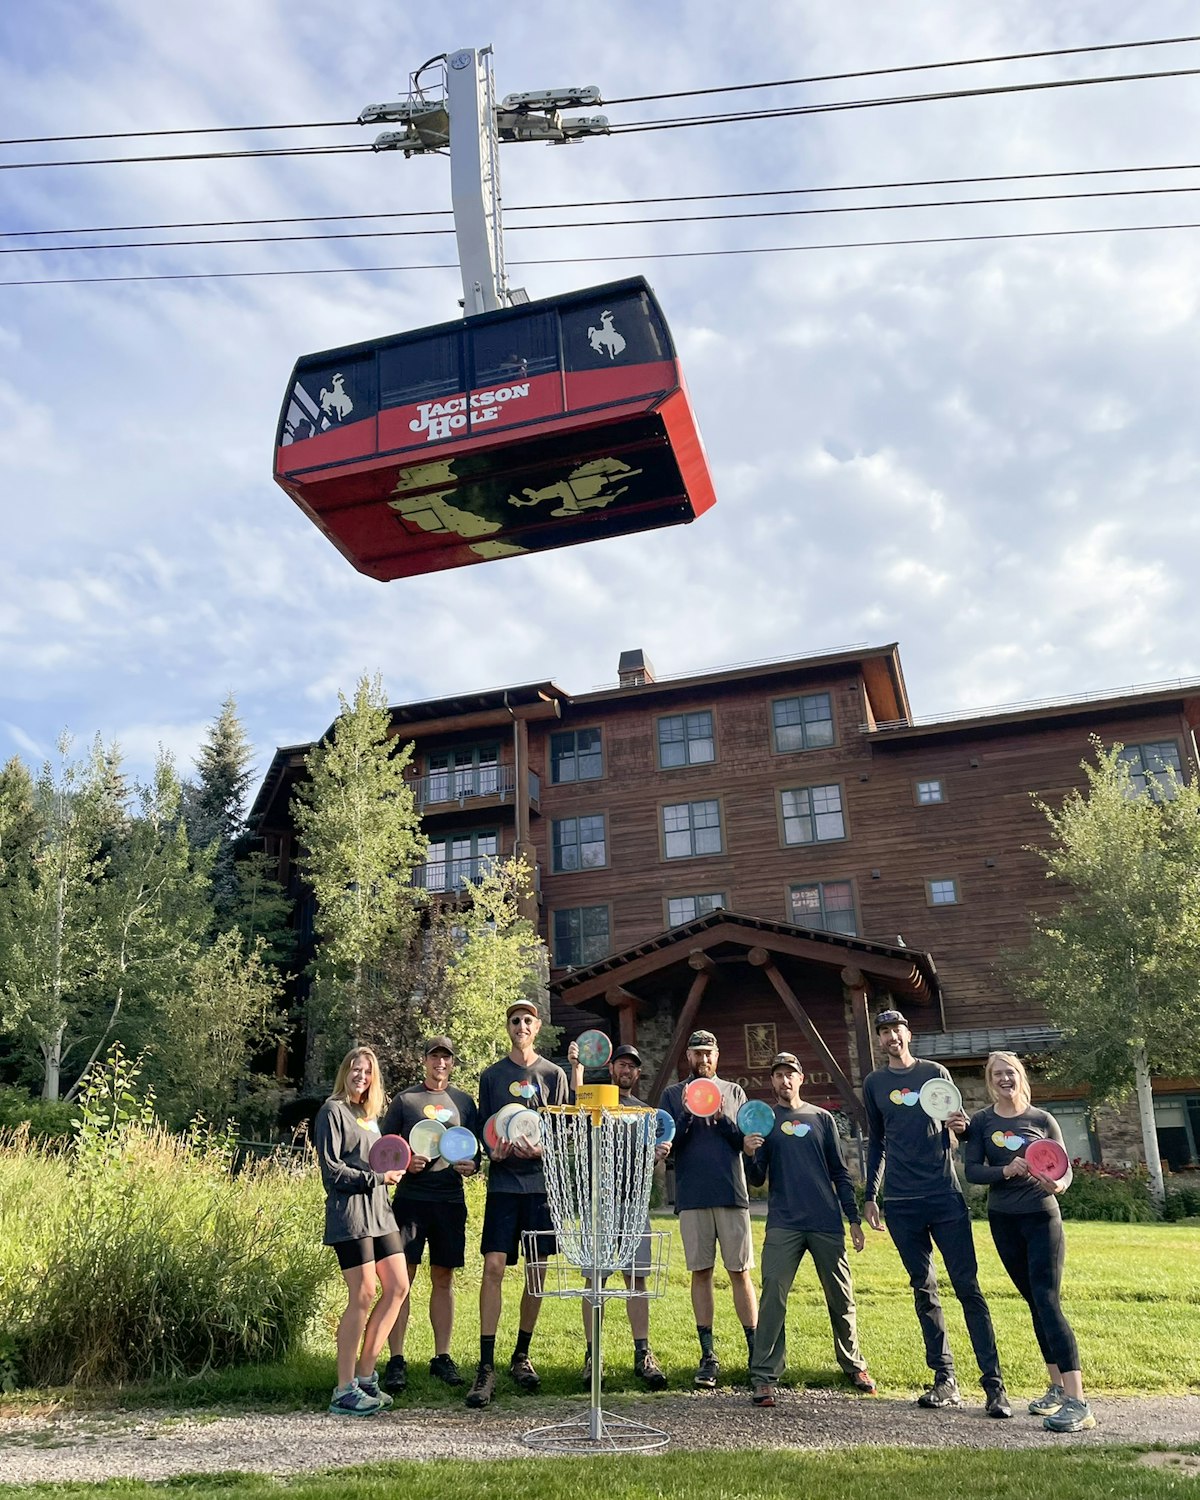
[1,1448,1199,1500]
[10,1214,1194,1412]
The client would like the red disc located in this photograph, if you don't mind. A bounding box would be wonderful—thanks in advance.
[1025,1138,1069,1180]
[684,1077,722,1117]
[483,1113,502,1151]
[368,1133,412,1173]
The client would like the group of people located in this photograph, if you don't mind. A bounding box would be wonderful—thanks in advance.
[313,1003,1093,1433]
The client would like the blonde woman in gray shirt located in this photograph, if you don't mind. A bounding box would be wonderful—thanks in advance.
[314,1047,409,1415]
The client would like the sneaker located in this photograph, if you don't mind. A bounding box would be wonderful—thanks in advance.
[329,1378,382,1416]
[849,1367,878,1395]
[752,1382,777,1407]
[635,1349,668,1391]
[985,1386,1014,1419]
[581,1353,594,1390]
[1028,1383,1065,1416]
[694,1352,721,1389]
[917,1375,963,1409]
[381,1355,408,1394]
[429,1353,464,1387]
[1043,1397,1096,1433]
[355,1372,393,1410]
[509,1352,541,1392]
[465,1363,496,1409]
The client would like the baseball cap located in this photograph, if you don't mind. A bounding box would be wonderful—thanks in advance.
[612,1044,642,1066]
[770,1052,802,1072]
[506,999,541,1020]
[687,1029,718,1049]
[423,1036,456,1057]
[875,1008,910,1031]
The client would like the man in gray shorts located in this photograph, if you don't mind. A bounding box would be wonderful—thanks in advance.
[660,1029,758,1388]
[569,1041,669,1390]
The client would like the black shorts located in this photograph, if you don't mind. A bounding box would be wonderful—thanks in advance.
[393,1197,468,1269]
[480,1192,556,1265]
[332,1231,405,1270]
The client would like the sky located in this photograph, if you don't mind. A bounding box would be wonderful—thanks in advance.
[3,1,1199,795]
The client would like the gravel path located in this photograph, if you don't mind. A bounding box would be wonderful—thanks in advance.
[1,1392,1198,1483]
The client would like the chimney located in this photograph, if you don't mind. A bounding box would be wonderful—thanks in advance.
[618,648,656,688]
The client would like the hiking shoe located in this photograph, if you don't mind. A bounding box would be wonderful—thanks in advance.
[381,1355,408,1394]
[694,1353,720,1389]
[985,1386,1014,1419]
[1043,1397,1096,1433]
[509,1352,541,1392]
[1028,1383,1065,1416]
[329,1378,382,1416]
[752,1382,777,1407]
[917,1375,962,1408]
[355,1372,393,1409]
[429,1353,464,1386]
[581,1353,594,1390]
[635,1349,668,1391]
[465,1363,496,1409]
[849,1367,878,1395]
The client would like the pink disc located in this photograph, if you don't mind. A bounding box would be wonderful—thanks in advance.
[1025,1138,1069,1180]
[684,1077,722,1117]
[368,1133,412,1173]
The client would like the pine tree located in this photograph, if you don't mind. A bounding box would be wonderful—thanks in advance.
[184,694,255,926]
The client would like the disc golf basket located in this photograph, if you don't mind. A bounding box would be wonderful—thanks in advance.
[521,1097,670,1452]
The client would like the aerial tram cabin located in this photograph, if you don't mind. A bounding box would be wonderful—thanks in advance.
[273,277,717,580]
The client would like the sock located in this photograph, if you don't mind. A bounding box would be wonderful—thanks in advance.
[480,1335,496,1368]
[744,1325,757,1357]
[585,1342,593,1360]
[633,1337,649,1358]
[697,1324,714,1358]
[513,1327,533,1360]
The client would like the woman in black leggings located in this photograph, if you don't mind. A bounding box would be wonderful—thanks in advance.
[965,1051,1094,1433]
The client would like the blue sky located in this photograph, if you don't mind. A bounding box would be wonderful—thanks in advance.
[3,1,1199,792]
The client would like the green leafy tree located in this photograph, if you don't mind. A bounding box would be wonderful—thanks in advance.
[1020,738,1200,1203]
[183,695,255,926]
[290,675,426,1081]
[0,757,42,883]
[228,848,296,972]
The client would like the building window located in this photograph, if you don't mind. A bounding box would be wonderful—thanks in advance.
[553,905,610,967]
[914,777,946,805]
[1042,1101,1099,1166]
[657,711,715,768]
[426,745,499,802]
[667,892,727,927]
[1118,740,1182,800]
[551,814,607,873]
[1153,1095,1200,1171]
[926,878,960,906]
[771,692,834,752]
[422,830,498,892]
[789,880,857,935]
[780,784,845,845]
[663,800,723,859]
[550,728,603,784]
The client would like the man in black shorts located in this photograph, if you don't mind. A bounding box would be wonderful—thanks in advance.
[863,1009,1011,1417]
[466,999,569,1408]
[379,1036,479,1395]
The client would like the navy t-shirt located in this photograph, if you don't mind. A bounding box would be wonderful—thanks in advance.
[863,1059,962,1206]
[746,1102,859,1236]
[660,1074,748,1212]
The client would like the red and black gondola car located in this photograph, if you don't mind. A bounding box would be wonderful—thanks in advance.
[273,277,717,580]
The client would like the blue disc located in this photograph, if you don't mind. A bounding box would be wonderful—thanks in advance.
[737,1099,776,1136]
[440,1126,477,1164]
[654,1108,676,1146]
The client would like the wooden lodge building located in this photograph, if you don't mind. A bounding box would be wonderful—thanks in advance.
[250,642,1200,1173]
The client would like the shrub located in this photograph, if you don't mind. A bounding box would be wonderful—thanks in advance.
[1163,1175,1200,1222]
[0,1047,329,1388]
[0,1087,78,1143]
[1058,1160,1158,1222]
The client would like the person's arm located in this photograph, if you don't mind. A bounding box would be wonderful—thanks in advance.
[662,1085,696,1144]
[822,1118,861,1224]
[963,1111,1006,1186]
[314,1106,378,1194]
[863,1080,886,1205]
[378,1095,403,1139]
[744,1132,769,1187]
[1030,1111,1073,1195]
[713,1081,747,1148]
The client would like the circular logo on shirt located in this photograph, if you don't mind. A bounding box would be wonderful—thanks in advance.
[509,1081,536,1100]
[889,1088,920,1107]
[781,1120,811,1138]
[424,1104,455,1123]
[992,1129,1026,1151]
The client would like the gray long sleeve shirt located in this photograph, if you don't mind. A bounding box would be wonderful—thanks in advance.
[863,1059,963,1206]
[313,1098,399,1245]
[660,1074,749,1212]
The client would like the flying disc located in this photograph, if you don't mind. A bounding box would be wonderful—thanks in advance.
[654,1108,676,1146]
[440,1126,477,1164]
[482,1113,502,1151]
[368,1134,412,1173]
[684,1077,722,1117]
[918,1078,963,1122]
[576,1029,613,1068]
[494,1102,526,1138]
[409,1118,446,1160]
[1025,1138,1070,1180]
[737,1099,776,1137]
[506,1108,542,1147]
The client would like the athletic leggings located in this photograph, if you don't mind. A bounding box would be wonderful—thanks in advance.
[988,1211,1080,1374]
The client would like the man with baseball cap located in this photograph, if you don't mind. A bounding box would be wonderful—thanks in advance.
[863,1009,1011,1417]
[379,1037,479,1394]
[567,1040,669,1390]
[660,1028,758,1388]
[466,999,569,1409]
[744,1052,874,1407]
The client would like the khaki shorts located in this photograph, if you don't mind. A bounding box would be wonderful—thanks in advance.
[679,1206,754,1273]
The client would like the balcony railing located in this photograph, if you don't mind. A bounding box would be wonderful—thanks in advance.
[411,855,496,893]
[408,765,514,810]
